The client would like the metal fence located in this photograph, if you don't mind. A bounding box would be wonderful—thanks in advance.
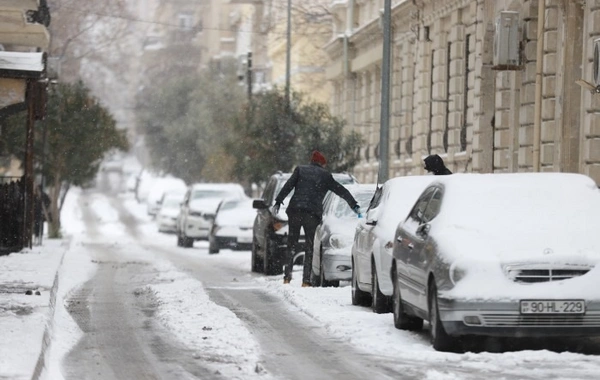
[0,177,24,255]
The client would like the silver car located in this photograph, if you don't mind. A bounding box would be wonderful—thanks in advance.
[351,176,435,313]
[311,184,376,287]
[392,173,600,352]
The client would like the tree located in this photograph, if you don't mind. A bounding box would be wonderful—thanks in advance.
[136,59,246,183]
[1,81,129,237]
[226,88,363,186]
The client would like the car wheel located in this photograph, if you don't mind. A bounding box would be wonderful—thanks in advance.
[429,280,456,352]
[251,237,264,273]
[176,232,183,247]
[264,238,283,276]
[371,263,391,313]
[351,258,371,306]
[208,235,220,254]
[393,267,423,330]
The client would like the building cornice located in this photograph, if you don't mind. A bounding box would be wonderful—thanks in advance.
[420,0,474,25]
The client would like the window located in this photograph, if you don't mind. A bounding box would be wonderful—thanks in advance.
[408,188,436,222]
[178,13,194,31]
[422,188,442,222]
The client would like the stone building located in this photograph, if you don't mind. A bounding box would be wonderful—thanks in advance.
[325,0,598,184]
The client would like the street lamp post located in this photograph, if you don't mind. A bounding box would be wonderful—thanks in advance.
[378,0,392,182]
[285,0,292,112]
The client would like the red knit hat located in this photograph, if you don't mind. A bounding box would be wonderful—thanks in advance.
[311,150,327,166]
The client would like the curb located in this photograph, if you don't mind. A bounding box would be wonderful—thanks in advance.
[31,240,68,380]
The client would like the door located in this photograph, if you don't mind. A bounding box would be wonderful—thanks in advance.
[396,187,436,307]
[410,188,443,311]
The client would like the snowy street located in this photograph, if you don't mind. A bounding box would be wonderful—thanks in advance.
[1,176,592,379]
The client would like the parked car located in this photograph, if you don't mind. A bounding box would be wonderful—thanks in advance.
[351,175,435,313]
[311,184,377,287]
[156,191,185,233]
[252,171,358,275]
[392,173,600,352]
[208,198,255,254]
[146,177,187,216]
[176,183,247,248]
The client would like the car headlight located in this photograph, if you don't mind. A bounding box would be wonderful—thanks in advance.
[329,234,353,249]
[449,263,467,285]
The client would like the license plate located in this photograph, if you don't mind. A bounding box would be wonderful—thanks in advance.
[237,236,252,243]
[520,300,586,314]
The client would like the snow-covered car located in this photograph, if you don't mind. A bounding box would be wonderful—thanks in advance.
[392,173,600,352]
[208,198,256,254]
[177,183,247,248]
[311,184,376,287]
[252,171,358,275]
[156,191,185,233]
[351,175,435,313]
[146,177,187,216]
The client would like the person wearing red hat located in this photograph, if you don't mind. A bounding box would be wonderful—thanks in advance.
[274,150,360,287]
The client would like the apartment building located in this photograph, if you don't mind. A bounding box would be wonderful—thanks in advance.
[326,0,598,184]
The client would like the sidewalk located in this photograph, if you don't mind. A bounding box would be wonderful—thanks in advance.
[0,238,68,380]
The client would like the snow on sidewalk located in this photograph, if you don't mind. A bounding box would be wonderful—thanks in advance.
[0,239,68,380]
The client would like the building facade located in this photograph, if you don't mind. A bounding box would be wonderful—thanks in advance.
[326,0,599,184]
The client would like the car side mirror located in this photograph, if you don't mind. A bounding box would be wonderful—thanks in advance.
[253,199,268,209]
[416,223,430,237]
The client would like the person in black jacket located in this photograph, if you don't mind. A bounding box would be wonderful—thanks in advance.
[424,154,453,175]
[274,150,360,286]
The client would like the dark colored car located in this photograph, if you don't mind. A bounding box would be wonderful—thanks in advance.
[251,171,358,275]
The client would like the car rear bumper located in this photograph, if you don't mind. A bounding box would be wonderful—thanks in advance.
[438,298,600,338]
[184,216,212,240]
[322,253,352,281]
[214,236,252,250]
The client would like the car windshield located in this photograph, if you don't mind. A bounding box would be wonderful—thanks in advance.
[162,197,182,208]
[192,189,231,200]
[335,191,374,218]
[219,200,240,211]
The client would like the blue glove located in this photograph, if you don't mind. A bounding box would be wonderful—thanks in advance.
[352,204,361,217]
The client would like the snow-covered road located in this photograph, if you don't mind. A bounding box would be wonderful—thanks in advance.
[44,181,600,380]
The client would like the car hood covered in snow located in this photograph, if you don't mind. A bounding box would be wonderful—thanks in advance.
[189,198,222,214]
[428,173,600,300]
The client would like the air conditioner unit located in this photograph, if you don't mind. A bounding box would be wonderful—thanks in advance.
[493,11,520,69]
[593,38,600,86]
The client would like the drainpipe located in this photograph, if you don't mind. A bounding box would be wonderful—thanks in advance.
[533,0,545,172]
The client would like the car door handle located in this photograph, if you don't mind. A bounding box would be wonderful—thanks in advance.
[407,243,414,250]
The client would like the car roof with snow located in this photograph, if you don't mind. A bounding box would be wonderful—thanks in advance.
[421,172,600,262]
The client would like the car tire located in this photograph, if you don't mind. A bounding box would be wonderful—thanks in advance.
[251,237,264,273]
[371,263,391,313]
[208,235,219,254]
[393,267,423,330]
[429,281,456,352]
[264,238,283,276]
[351,258,371,306]
[176,232,183,247]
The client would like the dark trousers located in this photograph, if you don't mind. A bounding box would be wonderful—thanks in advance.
[284,211,321,283]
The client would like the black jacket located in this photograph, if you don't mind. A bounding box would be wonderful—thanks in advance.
[275,163,358,218]
[424,154,452,175]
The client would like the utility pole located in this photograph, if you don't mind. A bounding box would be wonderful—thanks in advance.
[285,0,292,112]
[247,51,253,103]
[378,0,392,182]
